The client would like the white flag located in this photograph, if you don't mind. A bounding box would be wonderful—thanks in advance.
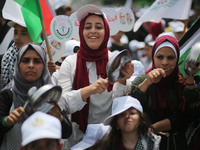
[2,0,25,27]
[124,0,133,9]
[134,0,192,32]
[180,29,200,57]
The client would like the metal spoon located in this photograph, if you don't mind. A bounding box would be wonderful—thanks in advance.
[164,60,184,72]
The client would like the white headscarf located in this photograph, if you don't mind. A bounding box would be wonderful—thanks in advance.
[153,41,177,58]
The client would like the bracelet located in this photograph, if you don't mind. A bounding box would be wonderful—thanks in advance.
[2,116,12,128]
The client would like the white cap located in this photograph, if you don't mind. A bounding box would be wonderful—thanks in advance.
[63,40,80,57]
[21,111,61,146]
[76,4,104,23]
[71,123,110,150]
[130,60,145,81]
[54,0,68,10]
[7,20,26,27]
[147,41,155,47]
[129,40,145,52]
[104,96,143,125]
[169,21,184,33]
[144,34,153,43]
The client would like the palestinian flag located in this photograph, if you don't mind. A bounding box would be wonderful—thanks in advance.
[13,0,55,43]
[178,17,200,77]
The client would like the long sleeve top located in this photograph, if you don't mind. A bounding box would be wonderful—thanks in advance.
[58,51,132,124]
[0,89,72,146]
[131,74,200,132]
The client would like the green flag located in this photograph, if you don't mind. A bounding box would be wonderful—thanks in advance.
[14,0,43,43]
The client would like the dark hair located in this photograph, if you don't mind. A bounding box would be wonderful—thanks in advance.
[91,109,153,150]
[55,5,72,15]
[24,139,60,149]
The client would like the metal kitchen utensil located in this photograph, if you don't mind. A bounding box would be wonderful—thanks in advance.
[24,84,62,114]
[184,42,200,76]
[164,60,184,72]
[106,49,132,83]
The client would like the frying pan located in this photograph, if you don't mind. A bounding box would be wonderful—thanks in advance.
[106,50,132,83]
[24,84,62,114]
[184,42,200,76]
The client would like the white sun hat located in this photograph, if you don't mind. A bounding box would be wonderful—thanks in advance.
[76,4,104,23]
[21,111,61,146]
[7,20,26,27]
[63,40,80,57]
[104,96,143,125]
[54,0,68,10]
[71,123,110,150]
[169,21,184,33]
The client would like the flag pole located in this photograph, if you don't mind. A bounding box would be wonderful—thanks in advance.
[183,19,188,34]
[36,0,53,61]
[40,20,53,61]
[178,19,188,42]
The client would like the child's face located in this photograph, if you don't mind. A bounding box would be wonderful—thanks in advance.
[14,24,32,50]
[117,108,140,133]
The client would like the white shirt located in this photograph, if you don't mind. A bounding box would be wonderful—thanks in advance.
[51,69,60,85]
[58,51,131,124]
[130,60,145,81]
[0,28,14,55]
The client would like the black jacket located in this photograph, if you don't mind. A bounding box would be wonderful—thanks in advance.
[0,89,72,146]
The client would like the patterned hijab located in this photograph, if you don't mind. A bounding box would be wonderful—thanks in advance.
[72,14,110,132]
[12,43,52,112]
[149,35,185,116]
[1,43,18,86]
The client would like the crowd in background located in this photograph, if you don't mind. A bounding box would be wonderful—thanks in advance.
[0,0,200,150]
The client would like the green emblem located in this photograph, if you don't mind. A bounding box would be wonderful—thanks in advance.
[150,0,179,11]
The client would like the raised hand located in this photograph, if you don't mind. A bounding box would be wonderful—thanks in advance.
[47,60,57,75]
[146,68,166,85]
[5,107,25,126]
[90,78,109,94]
[118,61,134,85]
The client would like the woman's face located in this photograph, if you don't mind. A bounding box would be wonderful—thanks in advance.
[83,15,105,50]
[154,47,177,76]
[19,49,44,82]
[117,108,140,133]
[14,24,32,49]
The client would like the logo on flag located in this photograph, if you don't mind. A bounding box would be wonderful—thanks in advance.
[151,0,178,10]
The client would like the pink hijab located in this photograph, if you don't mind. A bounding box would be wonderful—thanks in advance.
[147,35,185,116]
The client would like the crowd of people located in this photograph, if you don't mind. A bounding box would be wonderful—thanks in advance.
[0,1,200,150]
